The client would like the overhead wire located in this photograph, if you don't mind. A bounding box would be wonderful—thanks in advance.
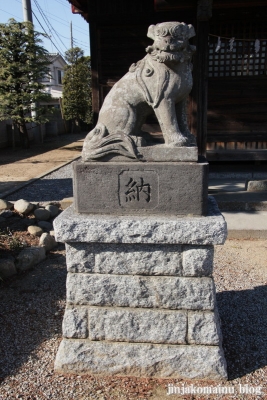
[36,10,89,36]
[4,0,90,55]
[32,0,90,52]
[31,8,65,57]
[33,0,67,54]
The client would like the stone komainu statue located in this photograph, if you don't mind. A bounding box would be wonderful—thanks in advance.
[82,21,196,161]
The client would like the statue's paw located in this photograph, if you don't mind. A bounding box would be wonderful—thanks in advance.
[165,135,188,147]
[84,123,107,145]
[184,131,197,146]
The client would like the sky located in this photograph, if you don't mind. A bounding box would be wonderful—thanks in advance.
[0,0,91,57]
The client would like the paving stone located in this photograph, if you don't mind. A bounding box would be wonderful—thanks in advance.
[89,308,187,344]
[63,307,88,339]
[55,339,227,379]
[67,274,215,310]
[247,180,267,192]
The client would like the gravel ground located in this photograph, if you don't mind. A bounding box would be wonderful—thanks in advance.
[7,161,76,202]
[0,239,267,399]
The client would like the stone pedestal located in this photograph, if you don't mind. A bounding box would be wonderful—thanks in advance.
[54,197,228,379]
[73,159,209,216]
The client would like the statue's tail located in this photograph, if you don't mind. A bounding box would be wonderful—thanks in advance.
[82,123,137,161]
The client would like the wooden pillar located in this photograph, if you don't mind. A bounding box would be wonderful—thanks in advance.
[195,0,212,157]
[89,22,100,126]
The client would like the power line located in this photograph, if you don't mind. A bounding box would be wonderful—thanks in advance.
[3,1,90,55]
[14,0,88,34]
[54,0,70,8]
[0,4,65,58]
[0,8,22,20]
[73,38,90,49]
[31,8,65,58]
[33,0,67,53]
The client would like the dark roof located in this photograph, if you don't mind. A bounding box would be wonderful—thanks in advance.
[47,53,67,64]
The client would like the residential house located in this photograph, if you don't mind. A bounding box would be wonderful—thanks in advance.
[0,53,67,147]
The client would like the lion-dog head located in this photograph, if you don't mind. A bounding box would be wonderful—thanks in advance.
[146,21,196,63]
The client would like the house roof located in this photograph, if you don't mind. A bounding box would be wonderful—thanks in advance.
[47,53,67,66]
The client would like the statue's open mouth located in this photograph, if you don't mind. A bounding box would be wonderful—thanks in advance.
[150,49,186,63]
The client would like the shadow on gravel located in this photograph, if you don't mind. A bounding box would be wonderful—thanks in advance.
[0,250,67,380]
[0,133,86,166]
[8,178,73,202]
[217,286,267,380]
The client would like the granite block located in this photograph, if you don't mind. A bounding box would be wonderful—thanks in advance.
[55,339,228,379]
[54,197,227,245]
[66,243,182,275]
[183,245,214,276]
[62,307,88,339]
[67,274,215,310]
[188,311,221,345]
[89,308,187,344]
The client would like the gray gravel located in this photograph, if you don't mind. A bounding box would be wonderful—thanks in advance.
[0,239,266,399]
[8,160,77,202]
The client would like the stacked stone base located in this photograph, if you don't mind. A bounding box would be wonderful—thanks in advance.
[54,197,228,379]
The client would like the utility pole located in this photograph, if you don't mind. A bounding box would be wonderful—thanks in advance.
[22,0,33,23]
[22,0,42,142]
[70,21,74,48]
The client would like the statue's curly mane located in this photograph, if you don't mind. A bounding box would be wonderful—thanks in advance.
[145,47,194,63]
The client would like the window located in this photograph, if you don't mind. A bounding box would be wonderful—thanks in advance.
[57,69,64,84]
[208,21,267,78]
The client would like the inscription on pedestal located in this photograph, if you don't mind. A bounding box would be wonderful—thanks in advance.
[73,160,208,215]
[119,170,159,209]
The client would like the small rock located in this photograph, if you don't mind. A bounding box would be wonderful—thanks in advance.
[16,246,46,272]
[0,257,17,278]
[0,199,13,210]
[28,225,43,237]
[14,199,34,214]
[39,233,57,252]
[49,230,55,237]
[0,210,13,218]
[38,221,53,231]
[22,218,37,227]
[45,205,59,218]
[34,208,51,221]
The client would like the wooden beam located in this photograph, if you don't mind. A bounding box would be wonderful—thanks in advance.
[196,20,209,156]
[195,0,212,156]
[207,150,267,161]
